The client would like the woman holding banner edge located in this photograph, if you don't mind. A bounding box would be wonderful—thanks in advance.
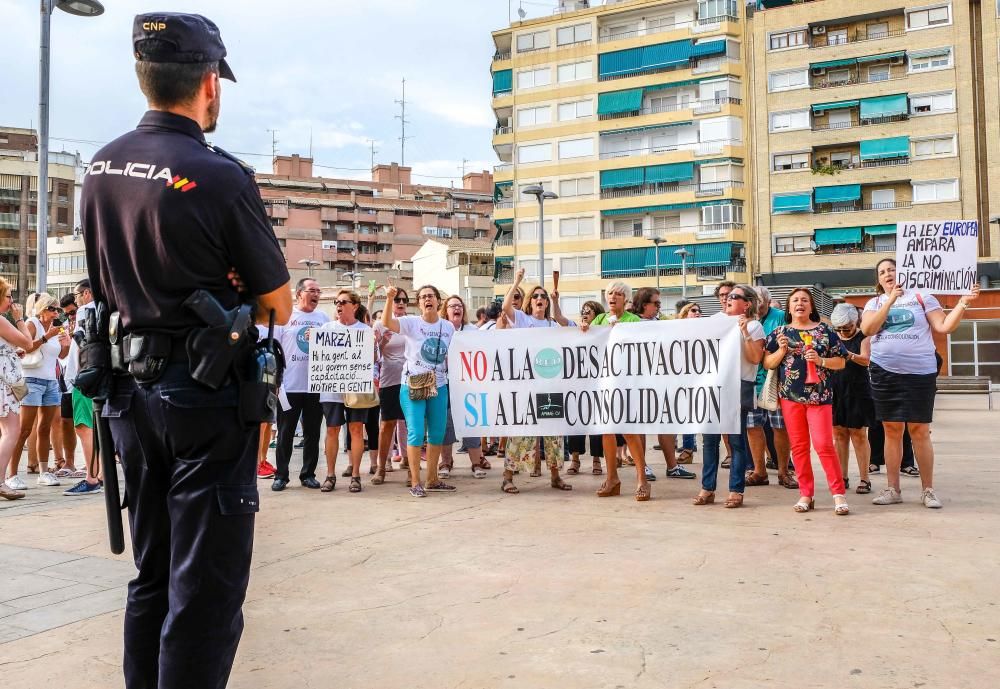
[585,280,651,502]
[861,258,980,509]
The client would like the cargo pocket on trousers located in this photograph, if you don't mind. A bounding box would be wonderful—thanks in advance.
[217,484,260,515]
[159,384,241,462]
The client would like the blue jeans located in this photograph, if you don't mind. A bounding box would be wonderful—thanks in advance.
[680,434,697,451]
[701,411,750,493]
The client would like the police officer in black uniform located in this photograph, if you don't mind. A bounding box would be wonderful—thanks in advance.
[80,13,292,689]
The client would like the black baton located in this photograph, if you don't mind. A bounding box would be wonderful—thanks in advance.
[94,400,125,555]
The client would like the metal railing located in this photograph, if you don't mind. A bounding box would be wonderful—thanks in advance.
[810,113,909,131]
[599,137,738,160]
[811,71,905,90]
[493,50,511,62]
[598,96,741,121]
[495,236,513,247]
[597,15,736,44]
[494,163,513,173]
[810,27,905,49]
[494,125,512,135]
[495,199,514,209]
[600,222,745,239]
[813,157,910,172]
[813,239,897,254]
[495,267,514,283]
[813,200,912,215]
[600,180,744,200]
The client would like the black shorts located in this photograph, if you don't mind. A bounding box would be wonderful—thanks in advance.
[869,363,936,424]
[322,402,369,427]
[379,384,403,421]
[60,392,74,420]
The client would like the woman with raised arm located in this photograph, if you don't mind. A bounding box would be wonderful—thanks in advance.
[381,284,456,498]
[860,258,979,509]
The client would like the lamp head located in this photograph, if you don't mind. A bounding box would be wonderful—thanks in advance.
[522,184,544,198]
[56,0,104,16]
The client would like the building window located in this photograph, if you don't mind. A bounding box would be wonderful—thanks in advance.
[517,106,551,127]
[516,30,550,52]
[518,258,553,280]
[57,207,68,226]
[558,177,595,197]
[910,91,955,115]
[557,99,593,121]
[423,226,452,238]
[826,68,852,85]
[556,23,592,46]
[612,218,644,236]
[906,5,951,30]
[949,320,1000,383]
[517,142,552,164]
[769,29,807,50]
[698,0,737,20]
[559,255,596,276]
[516,67,551,90]
[558,138,594,159]
[557,60,593,83]
[867,64,890,82]
[866,22,890,39]
[909,47,953,72]
[769,109,810,132]
[702,202,743,227]
[826,28,849,46]
[768,69,808,92]
[517,220,552,240]
[774,236,812,254]
[559,295,598,318]
[57,182,69,201]
[559,216,595,236]
[912,135,956,158]
[773,152,810,171]
[912,179,958,203]
[651,214,681,233]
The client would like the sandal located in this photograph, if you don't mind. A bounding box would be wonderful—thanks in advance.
[551,478,573,491]
[868,463,880,474]
[901,466,920,477]
[371,470,385,485]
[692,492,715,505]
[341,467,352,478]
[567,459,580,475]
[676,449,694,464]
[501,479,519,494]
[471,466,487,479]
[529,464,542,478]
[478,458,491,470]
[745,472,770,487]
[856,479,872,495]
[778,473,799,490]
[349,476,362,493]
[724,493,744,509]
[321,476,336,492]
[634,484,651,502]
[26,465,39,475]
[793,497,815,513]
[833,494,850,516]
[721,455,731,469]
[596,480,621,497]
[592,459,603,475]
[625,455,635,467]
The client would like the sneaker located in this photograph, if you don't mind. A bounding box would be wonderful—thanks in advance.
[921,488,943,509]
[872,487,902,505]
[63,480,103,496]
[5,475,28,491]
[409,484,426,498]
[438,466,451,479]
[37,472,60,487]
[294,440,304,449]
[257,460,276,479]
[426,481,456,492]
[643,466,657,482]
[666,466,696,479]
[901,466,920,477]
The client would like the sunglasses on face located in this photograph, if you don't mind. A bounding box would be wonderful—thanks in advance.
[690,308,701,313]
[727,294,747,302]
[834,326,854,333]
[393,297,408,304]
[531,293,548,300]
[45,306,59,312]
[581,309,594,315]
[64,309,77,317]
[512,294,523,300]
[334,300,355,307]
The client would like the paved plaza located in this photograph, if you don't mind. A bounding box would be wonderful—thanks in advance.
[0,396,997,689]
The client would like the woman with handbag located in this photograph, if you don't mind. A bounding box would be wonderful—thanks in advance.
[381,284,456,498]
[7,293,69,490]
[693,284,763,508]
[763,288,850,516]
[318,289,373,494]
[0,280,33,499]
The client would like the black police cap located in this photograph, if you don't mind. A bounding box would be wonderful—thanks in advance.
[133,12,236,82]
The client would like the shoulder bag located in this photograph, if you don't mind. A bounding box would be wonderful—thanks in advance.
[407,322,442,401]
[756,327,782,411]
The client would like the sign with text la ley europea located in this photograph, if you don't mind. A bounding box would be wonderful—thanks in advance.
[449,317,742,437]
[895,220,978,295]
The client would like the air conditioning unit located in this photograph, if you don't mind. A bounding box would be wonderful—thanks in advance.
[890,56,904,65]
[812,67,827,76]
[811,26,827,35]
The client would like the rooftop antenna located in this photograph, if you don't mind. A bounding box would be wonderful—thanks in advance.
[308,126,313,158]
[459,158,469,179]
[394,78,411,167]
[266,128,279,161]
[367,138,378,169]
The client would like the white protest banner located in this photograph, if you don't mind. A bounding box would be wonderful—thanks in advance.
[895,220,978,294]
[448,317,742,437]
[308,325,374,394]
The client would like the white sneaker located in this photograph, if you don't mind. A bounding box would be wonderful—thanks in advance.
[37,472,60,487]
[872,486,902,505]
[921,488,943,509]
[5,475,28,491]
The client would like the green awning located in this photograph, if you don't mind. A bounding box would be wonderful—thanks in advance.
[864,224,897,236]
[602,247,653,274]
[860,94,908,119]
[909,47,951,59]
[599,47,644,78]
[772,193,813,214]
[492,69,512,96]
[597,88,644,115]
[857,51,905,63]
[810,58,857,70]
[690,40,726,58]
[600,121,692,136]
[814,228,862,246]
[812,100,859,113]
[814,184,862,204]
[602,203,697,216]
[648,242,736,268]
[600,167,645,189]
[859,136,910,161]
[641,40,693,70]
[493,181,512,202]
[645,162,694,184]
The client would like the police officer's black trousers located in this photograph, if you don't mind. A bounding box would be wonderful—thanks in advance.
[274,392,323,482]
[104,364,258,689]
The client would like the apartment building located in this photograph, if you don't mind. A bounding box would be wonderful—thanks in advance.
[0,127,80,299]
[490,0,749,315]
[257,155,494,291]
[47,232,87,298]
[748,0,1000,294]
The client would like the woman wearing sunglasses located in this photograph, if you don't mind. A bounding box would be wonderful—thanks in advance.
[372,287,408,485]
[498,268,573,494]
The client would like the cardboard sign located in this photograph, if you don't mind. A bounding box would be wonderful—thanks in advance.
[307,325,374,394]
[895,220,978,294]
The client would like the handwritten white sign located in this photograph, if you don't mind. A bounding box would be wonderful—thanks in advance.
[895,220,978,295]
[307,325,374,394]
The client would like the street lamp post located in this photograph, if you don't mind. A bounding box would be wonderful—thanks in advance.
[522,185,558,288]
[37,0,104,294]
[675,248,689,300]
[297,258,320,277]
[650,237,665,291]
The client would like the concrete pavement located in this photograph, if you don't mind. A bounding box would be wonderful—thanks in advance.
[0,395,998,689]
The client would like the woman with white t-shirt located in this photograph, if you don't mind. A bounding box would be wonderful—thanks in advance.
[381,284,456,498]
[0,280,33,500]
[861,258,980,509]
[372,287,408,485]
[499,268,573,494]
[7,293,69,489]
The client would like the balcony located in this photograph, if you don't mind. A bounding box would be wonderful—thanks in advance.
[600,180,744,201]
[495,235,513,247]
[494,124,512,136]
[495,267,514,284]
[597,15,736,44]
[495,199,514,209]
[810,28,905,49]
[599,260,746,281]
[813,200,911,215]
[812,157,911,174]
[811,72,906,91]
[598,96,741,122]
[600,222,745,240]
[494,163,513,174]
[493,50,511,62]
[813,238,897,255]
[599,139,737,160]
[811,113,908,132]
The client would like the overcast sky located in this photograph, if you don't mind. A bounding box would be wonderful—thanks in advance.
[2,0,566,186]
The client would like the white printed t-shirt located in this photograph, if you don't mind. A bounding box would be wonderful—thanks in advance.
[276,308,330,393]
[711,312,764,382]
[513,310,574,328]
[397,315,455,389]
[317,320,370,404]
[863,291,942,375]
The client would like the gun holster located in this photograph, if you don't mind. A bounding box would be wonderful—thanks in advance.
[183,290,255,392]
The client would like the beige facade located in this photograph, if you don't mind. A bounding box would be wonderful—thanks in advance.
[748,0,1000,294]
[491,0,749,315]
[410,238,495,312]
